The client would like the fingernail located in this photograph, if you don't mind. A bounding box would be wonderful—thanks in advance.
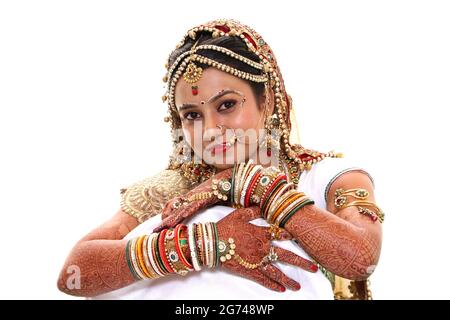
[310,264,318,272]
[279,286,286,292]
[294,283,301,291]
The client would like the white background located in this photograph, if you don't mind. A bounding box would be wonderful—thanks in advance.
[1,0,449,299]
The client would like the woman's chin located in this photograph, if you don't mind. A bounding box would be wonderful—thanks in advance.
[197,148,252,170]
[211,163,235,171]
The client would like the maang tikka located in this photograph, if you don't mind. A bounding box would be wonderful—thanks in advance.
[183,39,202,96]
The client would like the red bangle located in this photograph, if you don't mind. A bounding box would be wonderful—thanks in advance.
[245,171,262,207]
[260,173,287,210]
[158,229,175,273]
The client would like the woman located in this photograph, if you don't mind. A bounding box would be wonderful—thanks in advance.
[57,19,383,300]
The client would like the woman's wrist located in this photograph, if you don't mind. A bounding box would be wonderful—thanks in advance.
[126,222,234,280]
[173,169,234,209]
[229,161,315,226]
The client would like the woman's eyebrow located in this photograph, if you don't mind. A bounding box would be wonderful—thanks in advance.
[178,103,197,111]
[206,89,242,103]
[178,89,243,111]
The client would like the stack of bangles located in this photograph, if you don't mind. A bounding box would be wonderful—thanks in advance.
[171,161,313,228]
[125,222,235,280]
[229,160,315,227]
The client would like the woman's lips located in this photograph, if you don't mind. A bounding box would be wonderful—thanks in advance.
[211,142,231,155]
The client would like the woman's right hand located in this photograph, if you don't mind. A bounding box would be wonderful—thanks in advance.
[154,168,233,232]
[216,206,319,292]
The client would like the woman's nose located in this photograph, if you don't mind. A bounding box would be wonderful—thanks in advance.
[203,115,221,142]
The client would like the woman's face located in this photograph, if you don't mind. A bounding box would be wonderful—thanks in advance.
[174,67,272,170]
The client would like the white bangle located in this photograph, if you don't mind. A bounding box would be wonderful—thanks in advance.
[234,163,245,205]
[240,165,261,207]
[188,224,202,271]
[148,233,164,277]
[201,223,210,268]
[205,222,214,268]
[266,187,296,223]
[238,160,253,203]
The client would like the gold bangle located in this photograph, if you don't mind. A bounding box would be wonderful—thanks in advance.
[164,230,190,276]
[137,235,155,279]
[251,167,280,205]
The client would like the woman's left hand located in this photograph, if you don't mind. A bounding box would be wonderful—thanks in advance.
[217,206,319,292]
[154,167,233,232]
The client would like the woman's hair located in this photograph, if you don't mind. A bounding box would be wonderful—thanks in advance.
[168,32,265,102]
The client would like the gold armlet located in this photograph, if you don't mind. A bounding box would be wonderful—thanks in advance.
[334,188,385,223]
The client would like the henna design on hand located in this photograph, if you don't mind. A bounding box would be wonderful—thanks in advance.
[216,206,318,292]
[155,168,233,231]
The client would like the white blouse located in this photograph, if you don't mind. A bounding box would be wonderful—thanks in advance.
[93,157,373,300]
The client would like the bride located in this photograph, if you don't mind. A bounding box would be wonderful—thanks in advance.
[57,19,383,300]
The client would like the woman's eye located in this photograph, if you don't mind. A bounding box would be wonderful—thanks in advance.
[218,100,236,111]
[183,112,201,120]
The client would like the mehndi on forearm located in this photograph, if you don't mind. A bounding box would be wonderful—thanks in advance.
[283,204,381,280]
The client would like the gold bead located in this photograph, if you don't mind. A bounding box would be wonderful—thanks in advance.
[188,30,196,39]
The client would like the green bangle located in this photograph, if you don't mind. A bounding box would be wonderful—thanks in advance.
[125,239,141,280]
[280,199,315,228]
[213,223,220,267]
[231,165,236,205]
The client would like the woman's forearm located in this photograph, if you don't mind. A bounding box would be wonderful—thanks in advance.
[57,239,135,297]
[58,210,141,297]
[284,204,381,280]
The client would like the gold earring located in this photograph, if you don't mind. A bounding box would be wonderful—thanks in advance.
[262,114,281,157]
[172,140,191,164]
